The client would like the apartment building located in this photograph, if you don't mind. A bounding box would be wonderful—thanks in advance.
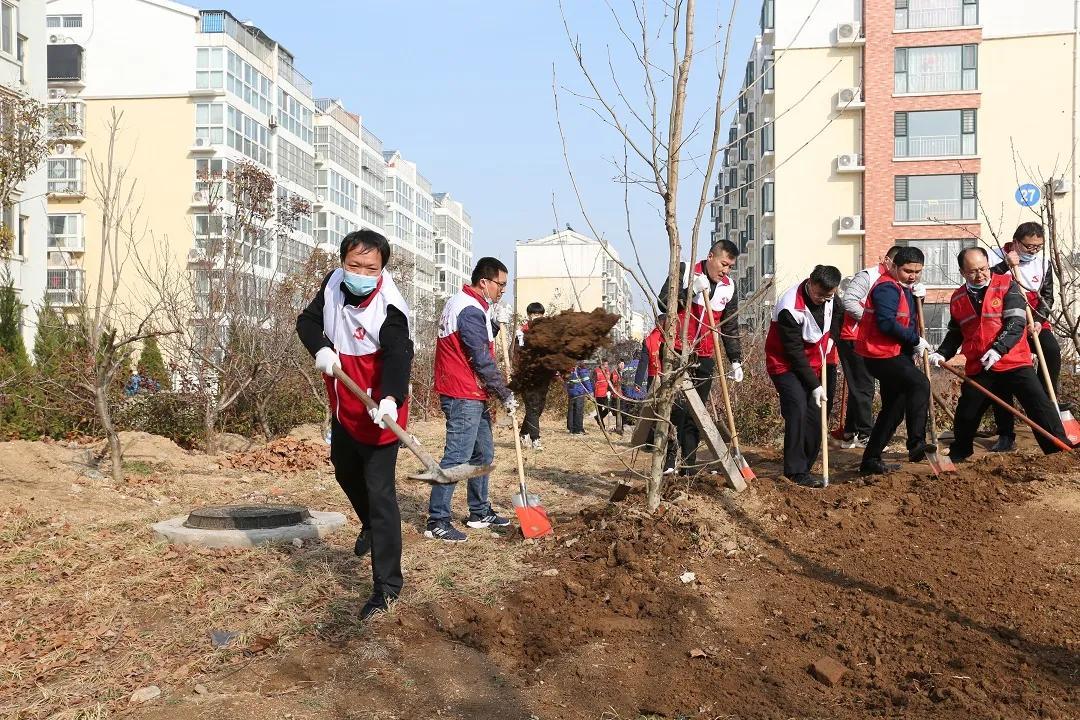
[3,0,48,352]
[383,149,437,311]
[432,192,472,296]
[514,229,634,340]
[712,0,1080,340]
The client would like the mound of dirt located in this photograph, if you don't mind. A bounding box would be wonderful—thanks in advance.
[511,309,620,392]
[221,438,330,473]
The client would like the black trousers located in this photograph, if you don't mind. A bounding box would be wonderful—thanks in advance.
[522,384,548,441]
[329,420,402,598]
[596,394,612,421]
[838,339,874,437]
[567,395,585,433]
[862,355,930,464]
[994,329,1061,437]
[826,363,838,427]
[665,357,715,471]
[952,367,1067,457]
[771,371,822,478]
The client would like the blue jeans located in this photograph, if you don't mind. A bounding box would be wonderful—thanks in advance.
[427,396,494,524]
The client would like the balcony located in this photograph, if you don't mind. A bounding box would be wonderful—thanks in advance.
[47,44,84,85]
[895,134,972,158]
[48,101,85,143]
[895,198,975,223]
[45,268,84,307]
[47,179,85,198]
[278,57,313,99]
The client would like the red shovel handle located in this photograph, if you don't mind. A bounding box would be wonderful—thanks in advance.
[938,362,1072,453]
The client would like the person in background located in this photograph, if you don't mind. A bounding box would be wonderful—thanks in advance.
[763,265,841,489]
[565,361,593,435]
[988,222,1064,452]
[592,359,613,430]
[517,302,548,450]
[611,360,625,435]
[929,246,1069,460]
[854,246,933,476]
[296,229,413,620]
[836,246,902,449]
[426,257,517,543]
[637,314,665,393]
[621,357,645,427]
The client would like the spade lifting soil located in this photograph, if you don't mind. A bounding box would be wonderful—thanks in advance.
[510,308,620,392]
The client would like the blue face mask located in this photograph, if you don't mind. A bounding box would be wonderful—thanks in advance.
[1018,252,1037,263]
[343,270,378,296]
[966,279,989,290]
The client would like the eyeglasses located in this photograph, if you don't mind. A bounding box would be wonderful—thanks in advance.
[1016,239,1044,253]
[485,278,508,288]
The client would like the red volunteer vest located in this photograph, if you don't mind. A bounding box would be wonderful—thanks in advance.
[950,274,1032,376]
[764,280,833,376]
[322,269,411,446]
[434,285,496,400]
[593,368,610,397]
[855,275,910,359]
[644,327,662,377]
[839,263,885,341]
[674,261,736,358]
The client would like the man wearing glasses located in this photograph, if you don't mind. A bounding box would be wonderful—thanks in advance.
[427,257,517,542]
[988,222,1062,452]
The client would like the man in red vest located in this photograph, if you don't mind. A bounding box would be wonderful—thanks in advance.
[764,265,841,488]
[427,257,517,543]
[928,247,1068,460]
[855,246,934,476]
[297,230,413,620]
[657,239,743,474]
[635,314,665,393]
[592,359,613,429]
[836,245,902,448]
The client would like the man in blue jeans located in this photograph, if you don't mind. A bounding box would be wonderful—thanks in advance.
[426,257,517,542]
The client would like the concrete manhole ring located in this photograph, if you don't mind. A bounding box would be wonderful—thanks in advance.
[184,505,312,531]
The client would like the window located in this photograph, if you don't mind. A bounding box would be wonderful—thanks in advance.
[361,149,386,190]
[761,241,775,276]
[47,158,82,193]
[761,0,775,31]
[895,0,977,31]
[729,209,737,230]
[744,215,754,253]
[900,238,975,287]
[277,188,314,237]
[46,269,83,306]
[2,2,14,56]
[762,121,774,153]
[278,89,314,144]
[16,213,25,256]
[316,210,356,246]
[738,93,748,114]
[196,47,224,89]
[47,14,83,28]
[895,45,977,93]
[48,101,83,137]
[226,105,271,166]
[894,109,976,157]
[762,181,775,213]
[317,169,358,213]
[739,137,748,161]
[226,51,273,116]
[361,189,384,228]
[47,214,83,250]
[196,157,232,200]
[195,102,224,144]
[920,302,952,344]
[745,61,755,89]
[894,173,977,222]
[314,125,359,175]
[277,137,315,191]
[763,57,774,90]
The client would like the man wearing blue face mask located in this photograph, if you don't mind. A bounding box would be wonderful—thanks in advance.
[988,222,1063,452]
[296,229,414,620]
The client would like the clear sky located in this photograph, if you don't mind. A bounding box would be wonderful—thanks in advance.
[218,0,760,300]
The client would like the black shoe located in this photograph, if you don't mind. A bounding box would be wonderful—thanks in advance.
[990,434,1015,452]
[793,473,826,489]
[948,451,971,463]
[353,529,370,558]
[859,459,901,476]
[908,442,937,463]
[360,591,396,621]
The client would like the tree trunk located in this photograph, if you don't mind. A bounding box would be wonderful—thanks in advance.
[256,397,272,439]
[646,382,676,511]
[203,397,218,455]
[95,385,123,483]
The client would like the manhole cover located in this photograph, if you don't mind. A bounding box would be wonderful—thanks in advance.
[183,505,312,530]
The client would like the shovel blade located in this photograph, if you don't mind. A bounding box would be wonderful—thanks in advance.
[928,450,956,474]
[1059,410,1080,446]
[408,463,495,485]
[735,453,756,481]
[514,503,553,539]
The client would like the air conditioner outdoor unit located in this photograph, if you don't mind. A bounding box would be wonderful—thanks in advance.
[193,190,209,203]
[49,88,66,100]
[54,144,70,155]
[315,194,325,204]
[836,22,861,43]
[838,87,862,105]
[194,137,209,148]
[1053,178,1072,195]
[839,214,862,231]
[314,152,326,165]
[837,153,861,168]
[268,116,278,129]
[187,247,208,263]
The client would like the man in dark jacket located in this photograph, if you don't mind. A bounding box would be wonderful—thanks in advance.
[565,362,592,434]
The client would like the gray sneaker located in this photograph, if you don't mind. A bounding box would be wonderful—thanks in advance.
[424,522,467,543]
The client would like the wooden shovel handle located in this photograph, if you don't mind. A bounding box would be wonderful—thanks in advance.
[1008,264,1059,407]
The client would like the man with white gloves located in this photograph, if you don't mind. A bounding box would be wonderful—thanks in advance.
[764,265,841,489]
[297,229,414,620]
[426,257,516,542]
[927,247,1068,461]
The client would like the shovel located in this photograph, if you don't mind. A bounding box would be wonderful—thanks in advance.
[938,362,1073,453]
[915,299,956,473]
[497,328,553,538]
[1008,266,1080,445]
[331,368,493,485]
[819,346,830,487]
[701,292,755,481]
[830,373,848,441]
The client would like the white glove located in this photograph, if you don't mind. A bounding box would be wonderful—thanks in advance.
[911,282,927,298]
[980,349,1002,371]
[503,392,518,414]
[915,337,932,355]
[494,303,513,324]
[315,347,340,377]
[927,352,946,368]
[811,386,827,408]
[691,273,711,295]
[368,395,398,429]
[729,362,744,383]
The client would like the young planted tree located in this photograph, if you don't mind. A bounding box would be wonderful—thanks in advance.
[137,334,169,388]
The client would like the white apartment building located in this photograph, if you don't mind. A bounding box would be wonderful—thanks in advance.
[311,98,360,253]
[3,0,48,352]
[514,229,633,340]
[383,149,436,311]
[432,192,472,296]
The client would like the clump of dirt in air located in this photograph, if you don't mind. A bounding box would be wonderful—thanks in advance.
[510,309,620,392]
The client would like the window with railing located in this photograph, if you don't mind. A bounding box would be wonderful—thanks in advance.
[277,137,315,191]
[47,14,83,28]
[895,45,977,93]
[46,268,83,306]
[278,89,314,144]
[894,173,977,222]
[895,109,976,157]
[899,237,975,286]
[48,101,84,138]
[47,214,83,250]
[196,47,224,89]
[47,158,83,194]
[226,105,271,167]
[226,50,273,116]
[895,0,977,30]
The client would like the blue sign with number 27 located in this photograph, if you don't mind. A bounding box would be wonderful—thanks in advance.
[1015,183,1041,207]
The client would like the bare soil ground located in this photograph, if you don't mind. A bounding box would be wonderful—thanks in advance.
[1,415,1077,719]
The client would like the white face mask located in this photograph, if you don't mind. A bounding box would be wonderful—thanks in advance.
[966,278,990,290]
